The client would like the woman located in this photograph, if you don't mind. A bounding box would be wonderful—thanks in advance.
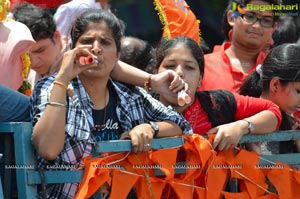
[155,36,282,151]
[240,43,300,154]
[30,10,192,199]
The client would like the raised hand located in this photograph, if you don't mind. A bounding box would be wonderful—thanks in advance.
[55,45,98,84]
[151,70,189,95]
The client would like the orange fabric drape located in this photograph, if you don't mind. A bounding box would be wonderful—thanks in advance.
[74,134,300,198]
[109,170,140,199]
[222,191,250,199]
[257,193,279,199]
[267,163,300,198]
[153,0,201,44]
[73,157,111,199]
[206,154,229,199]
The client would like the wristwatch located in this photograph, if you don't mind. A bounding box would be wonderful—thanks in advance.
[148,121,159,138]
[242,120,254,134]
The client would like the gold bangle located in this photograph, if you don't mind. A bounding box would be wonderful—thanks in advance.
[144,75,152,91]
[53,80,68,90]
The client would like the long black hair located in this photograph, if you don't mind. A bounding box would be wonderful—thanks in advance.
[240,43,300,96]
[240,43,300,134]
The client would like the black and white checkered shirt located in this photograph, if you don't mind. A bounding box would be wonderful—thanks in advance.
[30,75,192,199]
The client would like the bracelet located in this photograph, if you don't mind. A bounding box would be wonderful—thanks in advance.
[144,75,152,91]
[241,119,254,134]
[45,101,67,107]
[53,80,68,90]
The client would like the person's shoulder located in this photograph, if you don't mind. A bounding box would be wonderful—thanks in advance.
[205,42,231,58]
[109,80,139,95]
[111,80,150,98]
[110,80,134,89]
[34,75,55,91]
[204,49,222,58]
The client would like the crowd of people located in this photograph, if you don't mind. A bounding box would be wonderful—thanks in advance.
[1,0,300,198]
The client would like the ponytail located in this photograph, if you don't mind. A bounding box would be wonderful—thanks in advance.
[239,69,262,97]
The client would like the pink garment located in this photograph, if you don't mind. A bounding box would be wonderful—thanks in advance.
[0,21,35,90]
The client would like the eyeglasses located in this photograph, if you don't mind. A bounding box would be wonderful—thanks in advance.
[240,12,275,28]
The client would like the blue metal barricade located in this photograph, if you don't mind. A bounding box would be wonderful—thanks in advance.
[1,122,300,198]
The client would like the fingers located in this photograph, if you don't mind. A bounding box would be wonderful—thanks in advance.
[206,127,217,135]
[130,133,152,153]
[120,132,130,140]
[209,127,237,150]
[150,70,188,96]
[169,73,185,93]
[73,46,98,66]
[213,137,235,151]
[129,125,153,153]
[212,133,221,149]
[70,46,99,74]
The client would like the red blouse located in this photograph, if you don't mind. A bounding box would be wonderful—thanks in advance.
[184,93,282,135]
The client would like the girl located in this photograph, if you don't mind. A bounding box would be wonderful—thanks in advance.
[240,43,300,154]
[155,36,282,151]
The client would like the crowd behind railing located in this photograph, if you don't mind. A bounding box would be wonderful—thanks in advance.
[1,0,300,198]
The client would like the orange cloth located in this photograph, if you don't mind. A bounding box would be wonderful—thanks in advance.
[194,186,206,198]
[73,156,111,199]
[153,0,201,44]
[170,181,194,199]
[267,163,300,198]
[150,148,178,180]
[206,154,229,199]
[222,191,250,199]
[149,179,167,199]
[109,170,140,199]
[293,169,300,184]
[75,134,300,198]
[257,193,279,199]
[182,135,214,181]
[224,149,268,198]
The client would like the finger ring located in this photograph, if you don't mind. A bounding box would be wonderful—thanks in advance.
[144,144,150,147]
